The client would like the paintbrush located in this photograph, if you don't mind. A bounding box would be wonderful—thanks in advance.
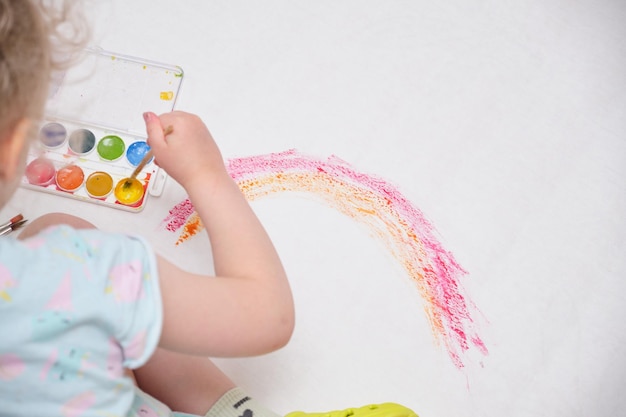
[0,219,28,236]
[122,125,173,189]
[0,214,23,230]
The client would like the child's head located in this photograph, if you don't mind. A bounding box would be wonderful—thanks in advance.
[0,0,87,207]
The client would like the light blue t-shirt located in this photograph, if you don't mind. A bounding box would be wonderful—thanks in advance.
[0,225,166,416]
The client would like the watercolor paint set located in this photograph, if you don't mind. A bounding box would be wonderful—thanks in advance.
[21,48,184,212]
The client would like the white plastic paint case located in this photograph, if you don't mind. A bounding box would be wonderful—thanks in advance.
[21,47,184,212]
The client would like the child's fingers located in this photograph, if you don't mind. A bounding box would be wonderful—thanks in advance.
[143,112,165,149]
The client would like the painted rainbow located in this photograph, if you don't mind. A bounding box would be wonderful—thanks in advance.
[163,149,487,369]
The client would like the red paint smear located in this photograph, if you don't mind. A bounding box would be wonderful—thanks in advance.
[162,149,487,369]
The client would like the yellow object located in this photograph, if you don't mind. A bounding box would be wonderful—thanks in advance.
[160,91,174,100]
[114,178,144,205]
[286,403,418,417]
[85,171,113,198]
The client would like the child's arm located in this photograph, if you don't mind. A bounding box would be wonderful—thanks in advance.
[144,111,294,357]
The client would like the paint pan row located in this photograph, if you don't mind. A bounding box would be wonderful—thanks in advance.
[21,119,166,212]
[38,121,153,166]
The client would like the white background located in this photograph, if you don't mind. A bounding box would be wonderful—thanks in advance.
[2,1,625,415]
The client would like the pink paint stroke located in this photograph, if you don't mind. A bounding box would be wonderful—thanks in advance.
[163,149,487,369]
[162,198,195,232]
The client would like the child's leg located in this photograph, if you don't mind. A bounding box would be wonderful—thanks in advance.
[17,212,96,240]
[134,349,282,417]
[133,348,235,414]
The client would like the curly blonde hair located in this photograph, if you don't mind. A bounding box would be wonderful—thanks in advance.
[0,0,88,138]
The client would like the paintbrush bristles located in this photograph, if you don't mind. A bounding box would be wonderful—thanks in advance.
[121,150,153,190]
[0,219,27,236]
[0,214,22,230]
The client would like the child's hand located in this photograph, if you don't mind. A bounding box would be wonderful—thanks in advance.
[143,111,229,193]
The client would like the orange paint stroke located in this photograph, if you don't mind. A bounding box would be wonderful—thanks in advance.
[162,149,487,369]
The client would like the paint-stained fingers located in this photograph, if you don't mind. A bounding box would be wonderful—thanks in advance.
[163,125,174,140]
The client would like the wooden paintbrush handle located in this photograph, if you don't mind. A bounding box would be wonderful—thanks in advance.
[129,125,173,180]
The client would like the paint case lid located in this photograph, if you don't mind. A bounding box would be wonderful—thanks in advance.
[45,47,184,136]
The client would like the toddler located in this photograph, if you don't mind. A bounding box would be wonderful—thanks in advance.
[0,1,418,417]
[1,1,293,415]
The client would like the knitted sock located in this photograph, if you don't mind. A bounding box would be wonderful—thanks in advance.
[203,387,282,417]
